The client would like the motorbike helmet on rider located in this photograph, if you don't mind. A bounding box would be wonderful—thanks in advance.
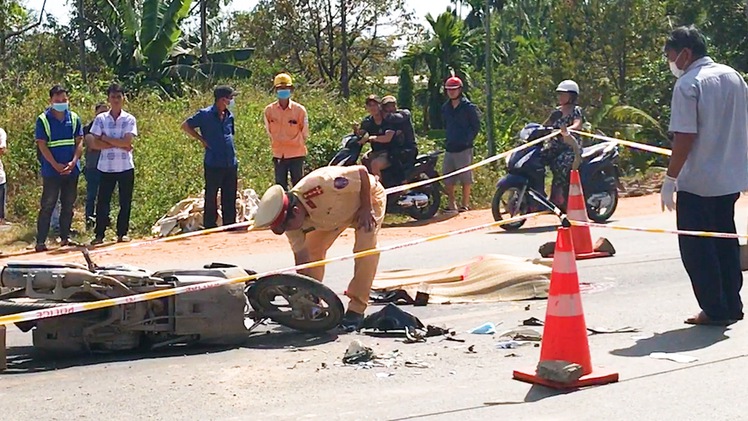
[541,79,585,210]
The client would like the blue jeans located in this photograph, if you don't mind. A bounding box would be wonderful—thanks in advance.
[677,191,744,321]
[0,182,6,219]
[85,166,101,219]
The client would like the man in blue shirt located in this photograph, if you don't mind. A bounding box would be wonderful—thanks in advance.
[441,76,481,214]
[34,85,84,251]
[181,85,239,230]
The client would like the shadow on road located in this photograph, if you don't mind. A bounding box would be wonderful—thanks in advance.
[2,326,338,375]
[382,212,458,228]
[610,325,730,357]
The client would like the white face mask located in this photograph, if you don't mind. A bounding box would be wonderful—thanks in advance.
[669,51,685,78]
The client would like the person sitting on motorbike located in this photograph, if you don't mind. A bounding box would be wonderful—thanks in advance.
[380,95,418,184]
[358,95,398,180]
[541,79,585,210]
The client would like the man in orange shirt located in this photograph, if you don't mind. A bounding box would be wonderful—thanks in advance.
[264,73,310,191]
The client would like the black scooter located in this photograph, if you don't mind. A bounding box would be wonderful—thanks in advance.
[491,123,621,230]
[329,133,443,221]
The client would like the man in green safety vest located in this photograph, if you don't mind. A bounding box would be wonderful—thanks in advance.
[34,85,84,252]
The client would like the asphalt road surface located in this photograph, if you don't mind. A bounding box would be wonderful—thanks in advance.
[2,209,748,421]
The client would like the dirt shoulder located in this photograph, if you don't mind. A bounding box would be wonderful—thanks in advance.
[0,194,676,268]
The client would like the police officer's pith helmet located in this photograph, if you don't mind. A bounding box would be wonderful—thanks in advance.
[254,185,292,230]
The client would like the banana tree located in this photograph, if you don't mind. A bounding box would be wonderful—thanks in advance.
[82,0,252,95]
[403,10,478,129]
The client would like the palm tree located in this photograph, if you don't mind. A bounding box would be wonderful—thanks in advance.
[403,10,478,130]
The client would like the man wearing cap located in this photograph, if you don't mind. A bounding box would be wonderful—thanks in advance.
[442,76,480,214]
[264,73,309,191]
[182,85,239,230]
[254,164,387,331]
[34,84,84,252]
[358,95,398,180]
[381,95,418,183]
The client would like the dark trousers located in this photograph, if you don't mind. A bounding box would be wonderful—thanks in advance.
[95,169,134,238]
[37,175,78,244]
[0,182,5,220]
[676,191,744,321]
[84,166,101,219]
[204,165,238,229]
[273,157,304,191]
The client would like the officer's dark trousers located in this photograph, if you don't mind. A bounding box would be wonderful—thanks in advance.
[676,191,744,321]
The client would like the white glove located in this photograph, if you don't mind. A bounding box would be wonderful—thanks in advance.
[660,175,677,212]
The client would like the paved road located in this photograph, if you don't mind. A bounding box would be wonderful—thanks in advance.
[2,208,748,421]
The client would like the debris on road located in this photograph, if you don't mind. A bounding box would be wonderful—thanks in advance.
[537,360,584,384]
[522,317,544,326]
[649,352,698,364]
[587,326,640,335]
[360,304,425,334]
[376,372,395,378]
[496,340,531,349]
[466,345,477,354]
[343,340,375,364]
[499,328,542,342]
[469,322,498,335]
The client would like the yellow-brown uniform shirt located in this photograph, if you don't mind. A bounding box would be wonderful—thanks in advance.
[285,166,386,252]
[264,100,309,159]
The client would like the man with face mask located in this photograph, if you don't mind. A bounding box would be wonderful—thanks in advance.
[264,73,310,191]
[661,25,748,326]
[34,85,84,252]
[182,85,239,230]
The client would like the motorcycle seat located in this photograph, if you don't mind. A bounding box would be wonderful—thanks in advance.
[415,151,443,163]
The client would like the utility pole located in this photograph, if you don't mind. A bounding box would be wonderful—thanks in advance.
[484,0,495,157]
[78,0,87,83]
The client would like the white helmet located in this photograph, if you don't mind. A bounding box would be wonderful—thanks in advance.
[556,80,579,94]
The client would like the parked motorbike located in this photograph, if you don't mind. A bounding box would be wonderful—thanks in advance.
[0,249,343,354]
[491,123,621,231]
[329,133,443,221]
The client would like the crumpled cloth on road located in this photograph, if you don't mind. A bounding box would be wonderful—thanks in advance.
[151,188,260,237]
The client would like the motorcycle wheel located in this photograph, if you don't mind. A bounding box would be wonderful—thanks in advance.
[491,186,529,231]
[586,187,618,223]
[405,184,441,221]
[246,274,344,333]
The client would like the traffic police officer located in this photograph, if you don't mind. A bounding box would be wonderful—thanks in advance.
[254,165,386,331]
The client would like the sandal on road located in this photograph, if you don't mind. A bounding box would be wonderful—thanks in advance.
[684,311,736,326]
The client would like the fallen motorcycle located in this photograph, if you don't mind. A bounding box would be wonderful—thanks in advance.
[0,249,343,354]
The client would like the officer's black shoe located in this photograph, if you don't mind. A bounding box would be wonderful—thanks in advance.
[339,310,364,333]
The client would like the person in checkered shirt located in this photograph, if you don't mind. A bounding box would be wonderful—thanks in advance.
[89,83,138,244]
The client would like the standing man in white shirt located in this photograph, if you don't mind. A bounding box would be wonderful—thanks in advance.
[89,83,138,244]
[660,25,748,326]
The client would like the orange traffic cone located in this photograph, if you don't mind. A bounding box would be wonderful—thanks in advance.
[565,170,613,260]
[513,227,618,389]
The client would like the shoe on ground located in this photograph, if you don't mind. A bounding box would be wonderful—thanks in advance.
[85,217,96,230]
[35,243,48,252]
[339,310,365,333]
[442,208,459,215]
[458,206,470,212]
[117,235,131,243]
[60,239,80,247]
[91,237,105,246]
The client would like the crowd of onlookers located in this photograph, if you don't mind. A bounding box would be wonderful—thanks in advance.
[0,70,482,252]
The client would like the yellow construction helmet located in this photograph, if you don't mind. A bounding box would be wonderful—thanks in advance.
[273,73,293,87]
